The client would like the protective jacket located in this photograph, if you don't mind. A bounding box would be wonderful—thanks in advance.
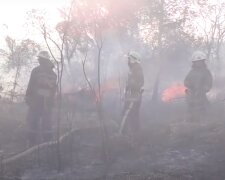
[184,63,212,98]
[26,65,57,108]
[184,62,212,115]
[126,64,144,101]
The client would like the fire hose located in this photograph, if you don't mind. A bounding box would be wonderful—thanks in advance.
[119,89,144,135]
[119,101,134,135]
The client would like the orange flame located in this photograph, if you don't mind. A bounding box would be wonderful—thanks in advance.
[161,83,186,102]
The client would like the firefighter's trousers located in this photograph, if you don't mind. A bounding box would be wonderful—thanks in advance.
[26,102,53,146]
[186,93,210,121]
[122,98,142,135]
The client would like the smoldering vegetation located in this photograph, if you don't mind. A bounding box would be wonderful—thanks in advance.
[0,0,225,179]
[1,88,225,180]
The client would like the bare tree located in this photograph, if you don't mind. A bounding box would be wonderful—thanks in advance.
[198,2,225,76]
[1,37,40,101]
[27,1,76,170]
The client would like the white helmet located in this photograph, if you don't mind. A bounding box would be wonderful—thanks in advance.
[37,51,51,60]
[128,51,141,64]
[191,51,206,62]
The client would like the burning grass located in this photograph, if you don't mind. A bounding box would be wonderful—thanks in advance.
[161,83,186,102]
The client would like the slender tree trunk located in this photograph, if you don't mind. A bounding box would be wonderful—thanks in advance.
[11,65,21,102]
[81,37,109,162]
[96,40,109,162]
[56,55,64,171]
[151,0,164,103]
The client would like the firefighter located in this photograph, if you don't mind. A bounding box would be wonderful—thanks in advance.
[120,51,144,138]
[184,51,213,121]
[25,51,57,146]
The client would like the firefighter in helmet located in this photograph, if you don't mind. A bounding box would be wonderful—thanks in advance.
[26,51,57,146]
[120,51,144,137]
[184,51,213,121]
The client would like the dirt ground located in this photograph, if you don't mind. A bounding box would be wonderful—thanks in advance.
[1,100,225,180]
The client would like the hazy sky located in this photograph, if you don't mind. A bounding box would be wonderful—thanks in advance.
[0,0,223,46]
[0,0,68,45]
